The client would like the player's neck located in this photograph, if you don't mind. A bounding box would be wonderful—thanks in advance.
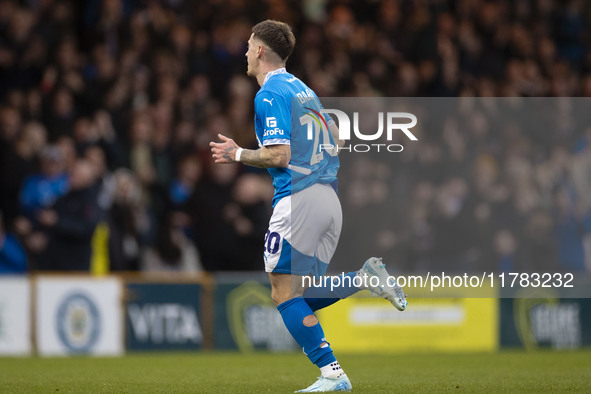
[257,64,286,86]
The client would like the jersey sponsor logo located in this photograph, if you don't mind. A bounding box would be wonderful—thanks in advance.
[263,128,285,137]
[264,117,283,136]
[263,98,274,106]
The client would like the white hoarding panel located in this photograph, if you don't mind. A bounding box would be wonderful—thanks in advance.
[36,276,123,356]
[0,277,31,355]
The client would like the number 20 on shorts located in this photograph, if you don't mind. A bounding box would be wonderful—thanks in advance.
[265,230,281,254]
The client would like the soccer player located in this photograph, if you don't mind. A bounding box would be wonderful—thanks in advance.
[210,20,407,392]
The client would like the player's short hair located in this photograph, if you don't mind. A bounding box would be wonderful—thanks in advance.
[252,20,295,62]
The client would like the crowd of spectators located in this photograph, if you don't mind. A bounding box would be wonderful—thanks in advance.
[0,0,590,274]
[334,97,591,274]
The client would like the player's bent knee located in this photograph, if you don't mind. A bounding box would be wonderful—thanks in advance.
[271,290,290,306]
[303,314,319,327]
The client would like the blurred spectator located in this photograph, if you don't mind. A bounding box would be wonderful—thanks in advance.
[56,135,77,170]
[430,178,477,271]
[0,211,27,274]
[128,111,156,204]
[142,212,202,273]
[228,174,271,271]
[494,230,518,273]
[92,110,126,169]
[45,87,77,141]
[169,155,201,208]
[85,144,115,210]
[18,145,68,216]
[553,188,591,272]
[188,161,243,271]
[108,168,148,271]
[37,159,101,271]
[0,121,46,228]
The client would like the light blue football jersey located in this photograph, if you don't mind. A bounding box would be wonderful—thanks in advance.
[254,68,339,206]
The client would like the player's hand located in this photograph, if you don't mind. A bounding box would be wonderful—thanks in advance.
[209,133,240,164]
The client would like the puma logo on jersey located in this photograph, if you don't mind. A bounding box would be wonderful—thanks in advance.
[263,98,274,106]
[287,77,297,82]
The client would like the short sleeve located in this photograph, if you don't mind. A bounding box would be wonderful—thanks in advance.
[254,91,291,146]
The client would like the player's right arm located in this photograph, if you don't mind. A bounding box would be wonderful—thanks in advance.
[209,134,290,168]
[240,144,290,168]
[210,90,297,168]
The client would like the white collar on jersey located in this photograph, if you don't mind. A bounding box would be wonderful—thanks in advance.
[262,67,287,85]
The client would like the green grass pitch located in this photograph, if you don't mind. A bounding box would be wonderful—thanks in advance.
[1,351,590,393]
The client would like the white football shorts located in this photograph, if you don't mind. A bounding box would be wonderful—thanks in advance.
[263,183,342,276]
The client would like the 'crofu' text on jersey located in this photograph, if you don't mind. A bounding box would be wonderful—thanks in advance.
[254,68,339,206]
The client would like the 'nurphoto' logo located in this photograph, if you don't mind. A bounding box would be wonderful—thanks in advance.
[303,108,418,153]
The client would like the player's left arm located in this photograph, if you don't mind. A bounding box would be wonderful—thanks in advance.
[210,134,290,168]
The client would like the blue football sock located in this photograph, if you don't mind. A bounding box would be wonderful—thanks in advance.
[304,271,362,311]
[277,297,336,368]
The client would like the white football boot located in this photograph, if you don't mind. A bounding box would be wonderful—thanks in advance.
[359,257,407,311]
[295,374,352,392]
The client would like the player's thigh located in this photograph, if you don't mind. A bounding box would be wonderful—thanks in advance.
[291,184,339,256]
[316,189,342,265]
